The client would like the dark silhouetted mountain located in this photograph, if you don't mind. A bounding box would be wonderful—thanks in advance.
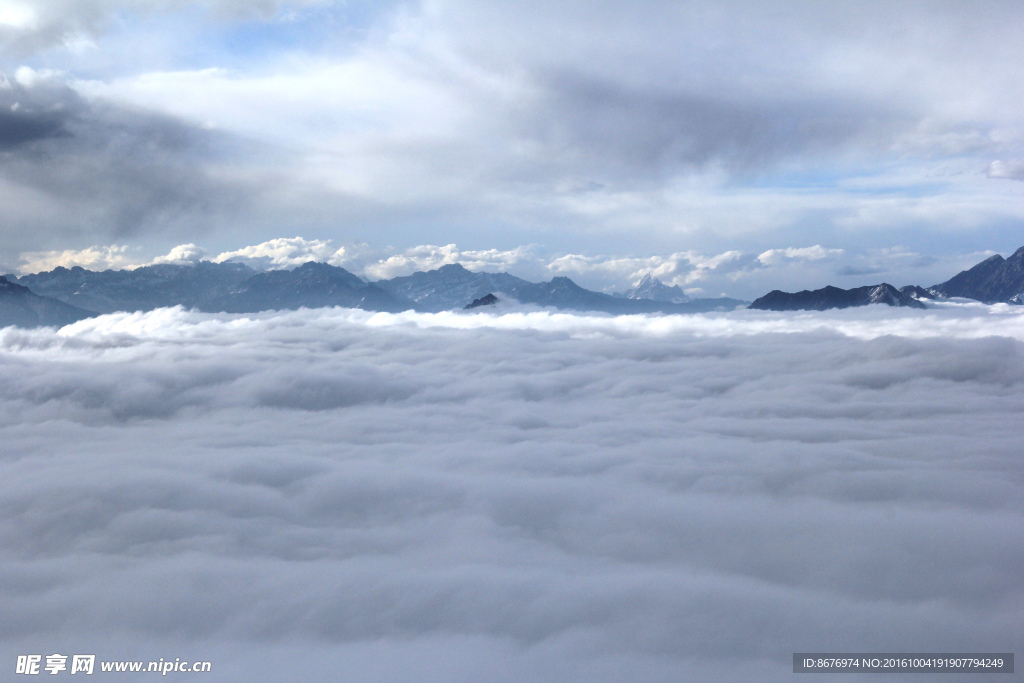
[464,293,499,309]
[613,273,690,303]
[206,261,417,313]
[16,261,255,313]
[749,283,927,311]
[379,264,744,313]
[930,247,1024,303]
[899,285,937,300]
[0,276,96,328]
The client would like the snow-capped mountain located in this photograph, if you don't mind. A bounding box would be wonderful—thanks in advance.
[614,273,690,303]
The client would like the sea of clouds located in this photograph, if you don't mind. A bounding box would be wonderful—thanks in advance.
[1,303,1022,681]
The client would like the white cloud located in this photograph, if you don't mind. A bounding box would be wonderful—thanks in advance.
[547,250,744,288]
[757,245,844,266]
[16,244,140,273]
[1,304,1022,680]
[0,2,35,29]
[151,242,206,264]
[12,65,60,87]
[212,236,349,270]
[17,243,209,272]
[361,244,538,280]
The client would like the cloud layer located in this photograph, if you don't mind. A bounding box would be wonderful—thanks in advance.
[1,304,1022,680]
[2,2,1024,271]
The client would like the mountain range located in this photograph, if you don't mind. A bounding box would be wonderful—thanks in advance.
[5,245,1024,327]
[2,261,744,327]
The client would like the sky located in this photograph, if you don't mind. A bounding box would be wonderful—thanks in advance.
[2,1,1024,297]
[1,301,1023,681]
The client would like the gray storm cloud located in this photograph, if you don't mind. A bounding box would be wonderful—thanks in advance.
[1,305,1021,681]
[0,69,260,251]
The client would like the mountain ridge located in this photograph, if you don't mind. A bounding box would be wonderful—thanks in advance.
[928,247,1024,303]
[749,283,927,311]
[7,260,745,320]
[0,276,97,328]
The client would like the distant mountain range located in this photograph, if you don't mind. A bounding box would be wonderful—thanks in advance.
[12,261,256,314]
[206,262,412,314]
[5,245,1024,327]
[2,261,744,327]
[377,263,739,313]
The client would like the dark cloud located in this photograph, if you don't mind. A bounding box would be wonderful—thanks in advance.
[1,305,1022,680]
[0,81,80,148]
[519,71,901,180]
[0,72,262,249]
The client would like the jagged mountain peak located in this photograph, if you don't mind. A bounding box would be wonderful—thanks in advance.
[464,293,499,309]
[749,283,926,311]
[931,245,1024,303]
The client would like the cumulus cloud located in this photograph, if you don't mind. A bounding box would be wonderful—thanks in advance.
[16,244,141,272]
[361,244,538,280]
[17,242,207,272]
[151,242,206,264]
[212,236,349,270]
[1,304,1022,680]
[205,239,539,278]
[546,250,747,290]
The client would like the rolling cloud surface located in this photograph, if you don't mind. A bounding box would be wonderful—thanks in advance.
[1,304,1022,680]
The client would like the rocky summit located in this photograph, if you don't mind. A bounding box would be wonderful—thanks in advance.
[929,247,1024,303]
[464,293,499,309]
[749,283,927,311]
